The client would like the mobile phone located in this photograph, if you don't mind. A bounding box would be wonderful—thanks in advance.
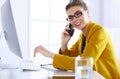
[67,23,74,37]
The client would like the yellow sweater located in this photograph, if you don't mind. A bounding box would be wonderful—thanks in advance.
[53,21,120,79]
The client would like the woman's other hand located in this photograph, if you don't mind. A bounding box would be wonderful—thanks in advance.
[34,45,54,58]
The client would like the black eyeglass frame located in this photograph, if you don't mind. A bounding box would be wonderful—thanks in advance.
[66,10,83,22]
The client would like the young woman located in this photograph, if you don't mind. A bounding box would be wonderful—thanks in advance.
[34,0,120,78]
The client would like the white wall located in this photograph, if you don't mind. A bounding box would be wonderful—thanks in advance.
[88,0,103,24]
[0,0,29,65]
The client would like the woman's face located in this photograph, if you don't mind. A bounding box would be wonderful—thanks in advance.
[66,5,90,30]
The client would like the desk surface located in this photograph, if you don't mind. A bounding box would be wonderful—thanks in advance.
[0,65,105,79]
[0,65,74,79]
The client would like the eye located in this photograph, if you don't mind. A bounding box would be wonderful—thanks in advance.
[74,11,82,17]
[68,15,74,21]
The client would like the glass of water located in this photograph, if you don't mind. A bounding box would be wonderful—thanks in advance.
[75,56,93,79]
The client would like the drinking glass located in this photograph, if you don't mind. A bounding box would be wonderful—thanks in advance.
[75,56,93,79]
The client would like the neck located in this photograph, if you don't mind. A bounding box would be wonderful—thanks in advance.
[81,22,89,37]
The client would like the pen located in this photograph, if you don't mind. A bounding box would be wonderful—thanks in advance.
[40,64,52,66]
[1,67,19,69]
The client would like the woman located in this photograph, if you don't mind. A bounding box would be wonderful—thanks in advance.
[34,0,120,79]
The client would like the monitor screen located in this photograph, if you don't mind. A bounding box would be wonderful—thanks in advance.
[1,0,23,58]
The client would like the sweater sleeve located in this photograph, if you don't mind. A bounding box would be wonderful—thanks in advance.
[59,34,82,57]
[53,54,75,71]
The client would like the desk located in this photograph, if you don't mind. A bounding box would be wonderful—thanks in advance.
[0,65,105,79]
[0,66,53,79]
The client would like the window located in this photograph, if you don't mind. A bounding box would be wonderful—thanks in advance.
[30,0,71,59]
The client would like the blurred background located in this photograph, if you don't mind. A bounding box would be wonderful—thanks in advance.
[30,0,120,59]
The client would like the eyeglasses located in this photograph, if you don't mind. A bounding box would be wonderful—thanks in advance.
[66,10,83,22]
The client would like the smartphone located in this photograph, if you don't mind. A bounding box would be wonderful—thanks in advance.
[67,23,74,37]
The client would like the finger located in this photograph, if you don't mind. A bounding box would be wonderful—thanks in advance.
[33,51,36,57]
[65,24,70,30]
[33,48,37,57]
[62,30,69,36]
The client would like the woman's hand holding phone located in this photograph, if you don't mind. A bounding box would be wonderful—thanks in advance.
[61,24,75,53]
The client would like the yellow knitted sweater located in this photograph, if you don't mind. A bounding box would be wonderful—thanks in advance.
[53,21,120,79]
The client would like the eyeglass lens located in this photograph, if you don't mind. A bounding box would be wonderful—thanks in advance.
[67,10,82,21]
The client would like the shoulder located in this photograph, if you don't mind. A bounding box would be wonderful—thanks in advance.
[88,21,107,34]
[89,21,104,30]
[87,21,109,40]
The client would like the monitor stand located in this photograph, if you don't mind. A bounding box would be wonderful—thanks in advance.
[0,31,19,69]
[0,57,19,70]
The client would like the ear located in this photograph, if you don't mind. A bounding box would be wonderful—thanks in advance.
[86,9,90,17]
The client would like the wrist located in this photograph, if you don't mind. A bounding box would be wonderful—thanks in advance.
[47,52,55,58]
[60,46,67,53]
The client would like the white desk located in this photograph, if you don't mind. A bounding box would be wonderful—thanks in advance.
[0,66,54,79]
[0,65,105,79]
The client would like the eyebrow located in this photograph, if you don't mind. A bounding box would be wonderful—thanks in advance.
[68,10,82,16]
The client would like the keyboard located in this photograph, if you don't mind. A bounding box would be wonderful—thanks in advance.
[20,60,41,71]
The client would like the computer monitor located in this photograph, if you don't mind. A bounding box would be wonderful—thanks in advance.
[0,0,23,58]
